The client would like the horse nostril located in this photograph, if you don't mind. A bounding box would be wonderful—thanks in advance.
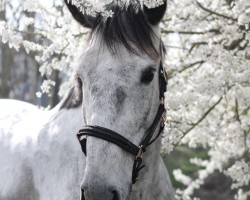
[112,190,120,200]
[80,189,85,200]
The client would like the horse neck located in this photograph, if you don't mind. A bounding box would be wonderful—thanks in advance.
[45,101,83,141]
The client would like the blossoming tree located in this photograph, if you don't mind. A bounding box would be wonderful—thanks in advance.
[162,1,250,199]
[0,0,249,199]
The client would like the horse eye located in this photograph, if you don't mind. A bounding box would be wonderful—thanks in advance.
[140,68,156,84]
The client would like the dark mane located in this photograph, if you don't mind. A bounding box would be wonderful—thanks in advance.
[90,4,161,59]
[61,4,164,110]
[60,77,82,109]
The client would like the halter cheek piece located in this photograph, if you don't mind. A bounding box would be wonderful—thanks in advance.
[76,63,167,184]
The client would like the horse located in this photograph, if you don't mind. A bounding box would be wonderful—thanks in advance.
[0,1,175,199]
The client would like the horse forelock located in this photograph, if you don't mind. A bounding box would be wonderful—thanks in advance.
[89,4,162,60]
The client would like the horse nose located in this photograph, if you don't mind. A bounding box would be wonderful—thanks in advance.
[81,185,121,200]
[112,189,120,200]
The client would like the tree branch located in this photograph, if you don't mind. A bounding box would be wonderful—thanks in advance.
[196,0,237,21]
[189,42,208,53]
[162,29,220,35]
[168,60,205,79]
[182,96,223,137]
[235,98,241,122]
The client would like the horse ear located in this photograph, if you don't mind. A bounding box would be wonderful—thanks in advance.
[64,0,95,28]
[143,1,167,25]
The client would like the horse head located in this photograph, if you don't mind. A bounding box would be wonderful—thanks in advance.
[63,1,168,199]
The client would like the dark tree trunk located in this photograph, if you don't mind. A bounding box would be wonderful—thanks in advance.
[0,10,13,98]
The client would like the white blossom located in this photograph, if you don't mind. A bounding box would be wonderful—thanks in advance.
[173,169,192,186]
[224,160,250,189]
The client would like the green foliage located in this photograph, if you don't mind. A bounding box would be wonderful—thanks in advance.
[162,145,209,189]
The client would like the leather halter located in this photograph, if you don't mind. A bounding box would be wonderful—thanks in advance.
[76,63,167,184]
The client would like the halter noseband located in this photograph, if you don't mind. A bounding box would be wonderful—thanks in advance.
[76,63,167,184]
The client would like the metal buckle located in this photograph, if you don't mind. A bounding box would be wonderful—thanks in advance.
[161,69,168,83]
[136,145,144,159]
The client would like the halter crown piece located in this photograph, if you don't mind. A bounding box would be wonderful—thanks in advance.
[76,63,167,184]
